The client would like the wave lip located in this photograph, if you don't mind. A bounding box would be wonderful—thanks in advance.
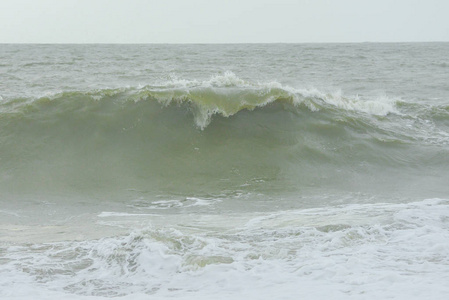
[126,72,399,129]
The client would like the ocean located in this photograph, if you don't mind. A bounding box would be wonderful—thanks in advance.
[1,43,448,299]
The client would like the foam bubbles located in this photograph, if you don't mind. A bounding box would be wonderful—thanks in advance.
[2,199,449,300]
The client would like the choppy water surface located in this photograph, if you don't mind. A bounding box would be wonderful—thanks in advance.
[1,43,449,299]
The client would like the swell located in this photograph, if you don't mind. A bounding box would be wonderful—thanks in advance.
[1,78,448,199]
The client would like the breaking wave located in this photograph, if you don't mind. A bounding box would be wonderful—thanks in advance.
[0,73,448,198]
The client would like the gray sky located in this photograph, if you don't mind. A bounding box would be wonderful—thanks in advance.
[1,0,448,43]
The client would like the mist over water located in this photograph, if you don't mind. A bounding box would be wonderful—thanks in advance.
[1,43,449,299]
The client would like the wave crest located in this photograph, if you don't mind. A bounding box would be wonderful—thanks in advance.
[1,72,400,129]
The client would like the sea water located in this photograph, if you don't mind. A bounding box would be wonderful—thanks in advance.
[1,43,449,299]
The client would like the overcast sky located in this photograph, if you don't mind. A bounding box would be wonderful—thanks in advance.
[1,0,448,43]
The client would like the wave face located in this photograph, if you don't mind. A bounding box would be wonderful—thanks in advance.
[1,73,448,200]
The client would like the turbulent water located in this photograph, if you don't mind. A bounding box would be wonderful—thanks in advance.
[1,43,449,299]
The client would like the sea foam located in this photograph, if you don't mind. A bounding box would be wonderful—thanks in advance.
[2,199,448,300]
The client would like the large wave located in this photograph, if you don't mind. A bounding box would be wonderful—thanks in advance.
[1,73,448,199]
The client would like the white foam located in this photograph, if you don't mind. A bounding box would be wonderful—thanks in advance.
[142,197,220,210]
[292,88,399,116]
[208,71,248,87]
[158,71,248,89]
[1,199,448,300]
[98,212,159,217]
[153,72,400,119]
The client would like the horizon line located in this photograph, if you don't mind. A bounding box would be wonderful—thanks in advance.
[1,41,448,45]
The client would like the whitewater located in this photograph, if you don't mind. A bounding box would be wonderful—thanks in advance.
[1,43,449,299]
